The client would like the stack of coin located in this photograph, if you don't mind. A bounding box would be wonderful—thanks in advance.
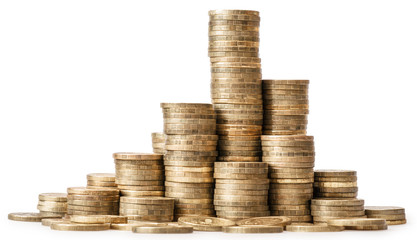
[151,132,166,154]
[365,206,406,225]
[86,173,117,189]
[37,193,68,217]
[213,162,270,220]
[314,170,358,199]
[262,80,309,135]
[119,196,174,222]
[161,103,218,219]
[208,10,263,162]
[113,152,165,197]
[66,187,120,216]
[261,135,315,223]
[311,198,366,224]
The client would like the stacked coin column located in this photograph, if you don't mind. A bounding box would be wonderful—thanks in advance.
[66,187,119,216]
[261,135,315,223]
[262,80,309,135]
[161,103,218,220]
[313,170,358,199]
[113,152,165,198]
[151,132,166,154]
[38,193,67,217]
[208,10,263,162]
[213,162,270,220]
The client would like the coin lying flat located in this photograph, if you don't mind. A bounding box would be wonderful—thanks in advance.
[39,193,68,202]
[132,225,193,234]
[286,223,345,232]
[41,218,69,226]
[70,215,127,224]
[8,212,57,222]
[50,222,111,231]
[178,216,235,231]
[364,206,405,215]
[222,225,283,233]
[236,216,292,227]
[327,218,386,227]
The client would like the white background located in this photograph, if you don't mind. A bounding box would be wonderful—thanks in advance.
[0,0,416,239]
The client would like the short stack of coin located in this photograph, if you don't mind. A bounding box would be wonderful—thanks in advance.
[38,193,68,217]
[261,135,315,223]
[113,152,165,197]
[314,170,358,199]
[311,198,366,224]
[66,187,120,216]
[151,132,166,154]
[365,206,406,225]
[86,173,117,189]
[213,162,270,220]
[208,10,263,162]
[119,196,174,222]
[262,80,309,135]
[161,103,218,219]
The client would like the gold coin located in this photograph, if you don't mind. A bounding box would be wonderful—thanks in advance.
[314,182,357,188]
[112,152,163,160]
[386,219,407,225]
[269,205,309,211]
[215,178,269,184]
[286,223,344,232]
[366,214,406,221]
[209,40,260,47]
[116,185,165,191]
[269,199,310,205]
[165,139,217,146]
[166,192,213,199]
[177,216,235,231]
[165,145,217,151]
[216,210,270,218]
[311,205,364,211]
[120,203,174,211]
[210,57,261,64]
[269,188,313,194]
[162,108,215,114]
[209,35,259,42]
[313,215,367,223]
[165,151,218,157]
[127,215,174,222]
[67,200,118,207]
[215,183,268,191]
[86,173,115,182]
[214,167,267,175]
[120,196,174,205]
[115,177,164,183]
[66,210,118,215]
[87,180,117,187]
[214,189,268,196]
[314,192,358,198]
[214,199,267,207]
[132,225,193,234]
[160,102,213,109]
[209,46,259,53]
[314,170,356,177]
[314,176,358,182]
[215,205,269,211]
[215,161,266,168]
[345,225,388,230]
[41,218,68,226]
[314,187,358,193]
[67,194,119,201]
[37,200,67,207]
[39,193,68,202]
[165,176,214,183]
[212,98,263,105]
[217,156,261,162]
[236,216,291,227]
[311,198,364,206]
[174,209,215,215]
[209,26,259,33]
[327,218,385,226]
[222,225,283,233]
[311,210,365,217]
[209,10,259,16]
[364,206,405,215]
[163,112,216,119]
[8,212,54,222]
[120,209,173,216]
[70,215,127,224]
[164,160,214,167]
[51,222,110,231]
[67,204,118,212]
[37,205,67,212]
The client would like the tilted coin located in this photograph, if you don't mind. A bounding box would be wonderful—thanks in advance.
[51,222,110,231]
[286,223,344,232]
[222,225,283,233]
[132,225,193,234]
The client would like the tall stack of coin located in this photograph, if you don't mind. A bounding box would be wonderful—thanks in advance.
[151,132,166,154]
[113,152,165,197]
[261,135,315,223]
[86,173,117,189]
[208,10,263,162]
[161,103,218,219]
[262,80,309,135]
[314,170,358,199]
[66,187,119,215]
[311,199,366,224]
[213,162,270,220]
[38,193,68,217]
[119,196,174,222]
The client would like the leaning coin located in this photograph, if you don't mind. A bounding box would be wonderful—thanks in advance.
[132,225,193,234]
[222,225,283,233]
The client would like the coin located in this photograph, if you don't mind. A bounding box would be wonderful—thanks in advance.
[67,199,119,206]
[314,182,357,188]
[286,223,344,232]
[120,190,165,197]
[87,180,117,187]
[67,194,119,201]
[236,216,292,227]
[222,225,283,233]
[120,197,174,205]
[41,218,68,226]
[311,205,364,211]
[132,225,193,234]
[314,192,358,198]
[39,193,68,202]
[177,216,235,231]
[364,206,405,215]
[311,198,364,206]
[386,219,407,225]
[50,222,110,231]
[87,173,116,182]
[8,212,55,222]
[314,170,356,177]
[70,215,127,224]
[314,176,358,182]
[327,218,386,226]
[345,225,388,230]
[366,214,406,221]
[314,187,358,193]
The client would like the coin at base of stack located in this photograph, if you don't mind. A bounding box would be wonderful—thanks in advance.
[152,132,166,154]
[119,196,174,222]
[365,206,406,225]
[86,173,117,190]
[311,198,366,224]
[314,170,358,198]
[66,187,120,216]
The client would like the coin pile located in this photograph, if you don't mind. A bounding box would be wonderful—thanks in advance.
[119,196,174,222]
[161,103,218,219]
[86,173,117,189]
[262,80,309,135]
[261,135,315,223]
[37,193,68,217]
[151,132,166,154]
[208,10,263,162]
[113,152,165,197]
[213,162,270,220]
[66,187,120,216]
[365,206,406,225]
[314,170,358,199]
[311,198,366,224]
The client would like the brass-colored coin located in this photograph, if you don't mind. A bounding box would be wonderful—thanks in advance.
[111,222,172,231]
[269,199,310,205]
[214,167,267,175]
[215,183,269,191]
[160,103,213,109]
[209,51,259,58]
[263,123,308,130]
[210,56,261,63]
[37,200,67,208]
[386,219,407,225]
[214,173,267,180]
[313,215,367,223]
[67,187,119,196]
[165,145,217,151]
[214,194,267,202]
[218,140,260,147]
[162,108,215,114]
[115,185,164,191]
[113,152,163,160]
[51,222,110,231]
[270,183,312,190]
[212,88,262,95]
[39,193,68,202]
[216,210,270,218]
[37,205,67,212]
[165,150,218,157]
[67,194,119,201]
[87,173,116,182]
[314,182,357,188]
[364,206,405,215]
[209,41,260,48]
[215,205,269,211]
[314,192,358,198]
[217,156,261,162]
[236,216,291,227]
[67,200,119,206]
[269,205,309,211]
[215,161,266,168]
[222,225,283,233]
[132,225,193,234]
[120,196,174,205]
[271,209,310,216]
[314,176,358,182]
[165,138,218,145]
[260,134,313,142]
[120,209,173,216]
[175,209,215,215]
[166,192,213,199]
[214,189,268,196]
[165,170,212,178]
[66,210,118,215]
[166,166,213,173]
[115,162,163,169]
[269,168,313,174]
[311,198,364,206]
[263,109,309,116]
[214,199,268,207]
[165,186,213,194]
[366,214,406,221]
[314,187,358,193]
[8,212,56,222]
[211,67,261,74]
[269,193,313,200]
[218,150,262,157]
[209,35,259,42]
[209,10,259,16]
[127,215,174,222]
[215,178,269,184]
[87,180,117,187]
[209,13,260,21]
[177,216,235,231]
[70,215,127,224]
[269,188,313,194]
[209,18,260,26]
[42,218,68,226]
[120,190,165,197]
[120,203,173,211]
[164,160,214,167]
[211,71,261,78]
[286,223,344,232]
[116,177,164,183]
[164,128,216,135]
[263,79,309,85]
[345,225,388,230]
[218,145,261,151]
[209,46,259,52]
[67,204,118,212]
[327,218,386,227]
[270,178,314,184]
[311,210,365,217]
[163,112,216,119]
[165,181,213,189]
[165,176,214,183]
[314,170,356,177]
[217,118,263,125]
[311,205,364,211]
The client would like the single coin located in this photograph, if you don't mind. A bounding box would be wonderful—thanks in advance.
[116,185,164,191]
[120,190,165,197]
[37,200,67,207]
[314,192,358,198]
[314,176,358,182]
[314,187,358,193]
[386,219,407,225]
[327,218,386,227]
[215,178,269,185]
[311,205,364,211]
[286,223,344,232]
[67,187,119,196]
[222,225,283,233]
[41,218,68,226]
[366,214,406,221]
[314,170,356,177]
[364,206,405,215]
[177,216,235,231]
[209,9,259,16]
[311,198,364,206]
[87,180,117,187]
[8,212,55,222]
[120,196,174,205]
[215,205,269,211]
[269,205,309,211]
[37,205,67,212]
[67,194,119,201]
[345,225,388,230]
[67,204,118,212]
[132,225,193,234]
[70,215,127,224]
[39,193,68,202]
[214,189,268,196]
[311,210,365,217]
[87,173,116,182]
[113,152,163,160]
[236,216,292,227]
[160,102,213,109]
[314,182,357,188]
[111,222,173,231]
[51,222,110,231]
